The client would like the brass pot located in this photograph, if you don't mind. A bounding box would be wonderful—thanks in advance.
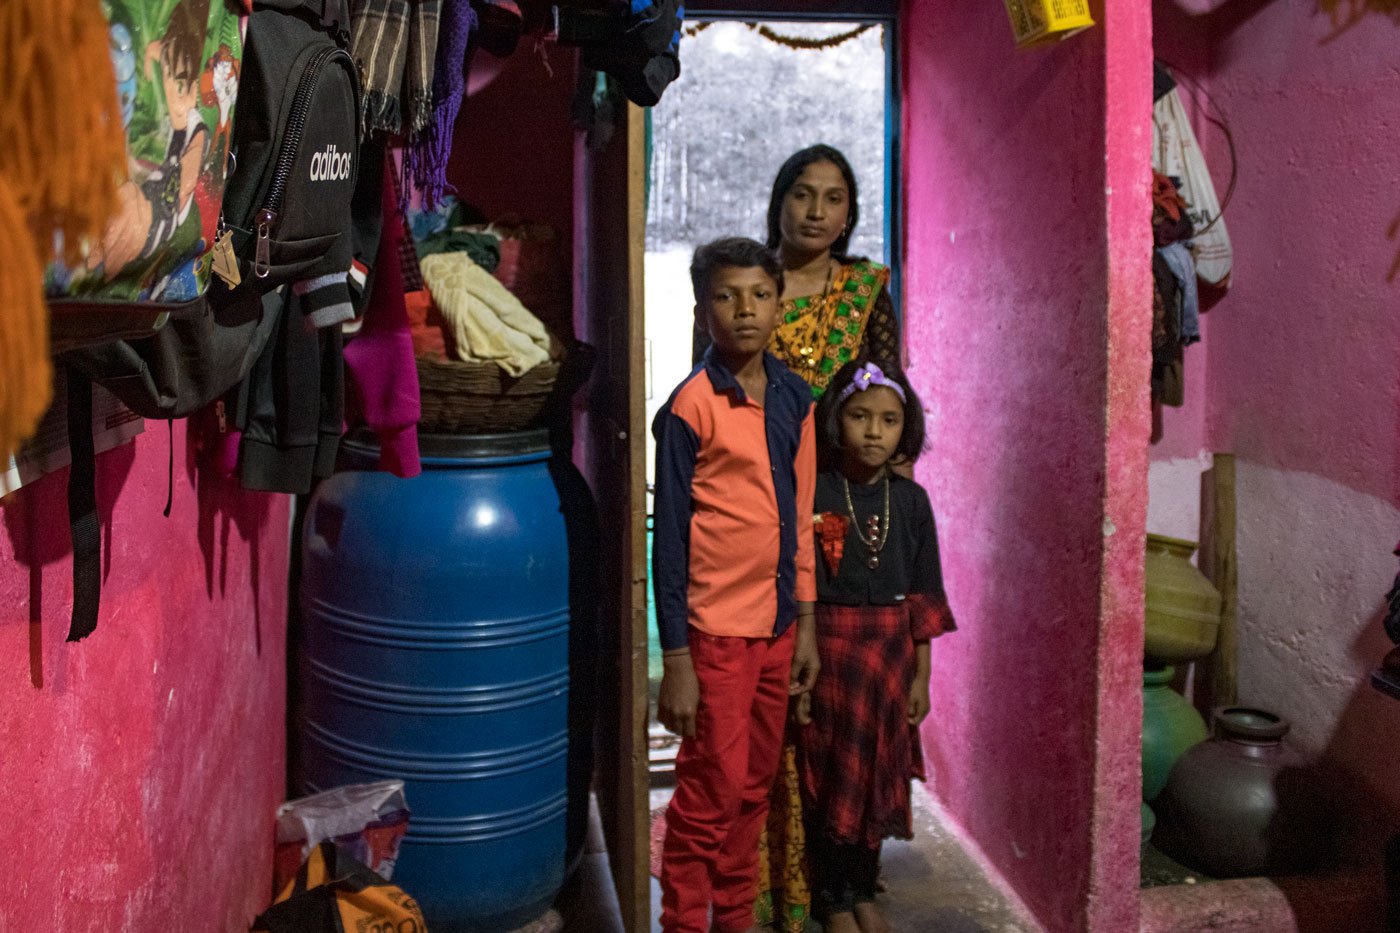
[1145,534,1221,663]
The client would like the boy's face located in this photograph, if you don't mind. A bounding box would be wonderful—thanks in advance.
[697,265,781,360]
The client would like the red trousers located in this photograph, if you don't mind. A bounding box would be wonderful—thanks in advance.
[660,627,795,933]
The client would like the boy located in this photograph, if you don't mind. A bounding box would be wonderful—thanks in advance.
[653,237,821,933]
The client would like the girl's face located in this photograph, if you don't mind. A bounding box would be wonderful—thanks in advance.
[839,386,904,473]
[778,160,851,256]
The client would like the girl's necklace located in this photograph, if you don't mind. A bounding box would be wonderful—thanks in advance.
[842,472,891,570]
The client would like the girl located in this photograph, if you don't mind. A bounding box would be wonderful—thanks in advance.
[800,360,955,933]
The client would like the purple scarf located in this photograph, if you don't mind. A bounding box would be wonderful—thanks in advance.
[404,0,477,209]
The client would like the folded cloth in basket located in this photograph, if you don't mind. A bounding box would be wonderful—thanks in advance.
[419,251,551,376]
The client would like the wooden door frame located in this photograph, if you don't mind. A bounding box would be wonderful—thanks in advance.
[617,101,650,933]
[579,100,650,933]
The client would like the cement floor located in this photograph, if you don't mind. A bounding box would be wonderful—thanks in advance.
[547,789,1038,933]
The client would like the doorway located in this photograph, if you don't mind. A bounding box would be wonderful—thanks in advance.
[642,11,898,776]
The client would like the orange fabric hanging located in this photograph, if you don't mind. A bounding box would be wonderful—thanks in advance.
[0,179,51,468]
[0,0,125,461]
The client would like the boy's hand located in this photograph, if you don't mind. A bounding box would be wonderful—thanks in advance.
[792,691,813,726]
[907,674,931,726]
[658,651,700,738]
[789,613,820,696]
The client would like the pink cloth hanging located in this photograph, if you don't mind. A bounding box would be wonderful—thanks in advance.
[343,166,422,478]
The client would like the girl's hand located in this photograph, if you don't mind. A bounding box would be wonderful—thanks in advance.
[658,652,700,738]
[792,692,813,726]
[907,675,931,726]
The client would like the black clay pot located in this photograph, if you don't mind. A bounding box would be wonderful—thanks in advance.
[1155,707,1332,878]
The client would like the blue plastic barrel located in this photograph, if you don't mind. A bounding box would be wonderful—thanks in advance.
[297,429,572,931]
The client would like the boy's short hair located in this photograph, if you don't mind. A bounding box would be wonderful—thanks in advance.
[690,237,784,305]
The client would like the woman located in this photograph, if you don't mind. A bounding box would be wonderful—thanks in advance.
[694,144,900,402]
[740,145,903,933]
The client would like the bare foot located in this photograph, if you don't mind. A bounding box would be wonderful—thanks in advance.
[853,901,891,933]
[824,912,861,933]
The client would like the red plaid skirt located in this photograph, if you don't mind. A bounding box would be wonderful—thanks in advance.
[798,602,930,848]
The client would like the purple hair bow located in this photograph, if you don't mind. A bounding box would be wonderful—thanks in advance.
[836,362,905,406]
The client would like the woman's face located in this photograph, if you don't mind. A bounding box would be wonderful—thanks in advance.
[778,159,851,256]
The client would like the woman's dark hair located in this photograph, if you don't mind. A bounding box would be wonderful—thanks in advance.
[765,144,860,260]
[690,236,784,303]
[816,360,926,466]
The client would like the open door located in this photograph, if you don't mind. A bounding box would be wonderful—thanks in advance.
[577,101,650,931]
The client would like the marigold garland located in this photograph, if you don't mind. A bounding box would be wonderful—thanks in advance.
[682,20,875,51]
[751,22,873,50]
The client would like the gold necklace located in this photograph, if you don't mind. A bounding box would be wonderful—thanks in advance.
[842,471,891,570]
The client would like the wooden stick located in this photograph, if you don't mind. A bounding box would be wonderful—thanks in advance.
[1203,453,1239,707]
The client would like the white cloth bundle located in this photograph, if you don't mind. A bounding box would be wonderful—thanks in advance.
[419,252,552,376]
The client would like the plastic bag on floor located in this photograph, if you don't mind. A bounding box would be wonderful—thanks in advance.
[274,781,410,893]
[252,841,427,933]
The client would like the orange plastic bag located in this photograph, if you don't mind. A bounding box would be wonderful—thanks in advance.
[251,842,427,933]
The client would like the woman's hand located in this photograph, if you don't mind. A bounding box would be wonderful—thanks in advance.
[658,651,700,738]
[792,691,813,726]
[789,611,820,696]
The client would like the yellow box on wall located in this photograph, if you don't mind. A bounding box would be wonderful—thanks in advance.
[1003,0,1096,47]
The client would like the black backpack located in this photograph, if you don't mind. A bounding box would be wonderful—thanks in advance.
[60,0,363,641]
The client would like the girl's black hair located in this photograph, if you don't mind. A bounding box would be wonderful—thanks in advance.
[765,144,861,260]
[816,360,927,466]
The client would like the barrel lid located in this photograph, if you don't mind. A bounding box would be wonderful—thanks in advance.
[343,428,552,462]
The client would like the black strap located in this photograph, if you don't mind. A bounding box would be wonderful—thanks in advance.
[163,419,174,518]
[65,366,101,642]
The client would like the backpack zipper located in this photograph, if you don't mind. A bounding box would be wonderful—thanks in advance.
[254,46,354,278]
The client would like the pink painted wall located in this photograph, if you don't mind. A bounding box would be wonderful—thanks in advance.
[0,420,289,929]
[1185,1,1400,506]
[1150,0,1400,825]
[901,2,1152,930]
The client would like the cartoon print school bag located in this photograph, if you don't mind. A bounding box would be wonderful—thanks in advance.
[58,0,363,644]
[45,0,244,352]
[64,0,361,425]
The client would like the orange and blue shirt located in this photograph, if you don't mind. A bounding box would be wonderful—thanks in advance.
[651,348,817,652]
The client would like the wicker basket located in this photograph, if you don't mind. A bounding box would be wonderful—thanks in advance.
[416,356,561,434]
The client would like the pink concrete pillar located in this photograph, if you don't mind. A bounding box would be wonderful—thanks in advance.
[901,2,1152,930]
[0,421,289,929]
